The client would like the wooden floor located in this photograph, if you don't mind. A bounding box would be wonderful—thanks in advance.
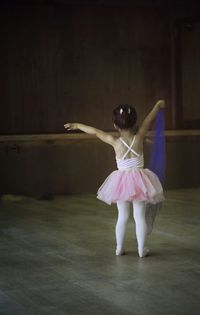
[0,188,200,315]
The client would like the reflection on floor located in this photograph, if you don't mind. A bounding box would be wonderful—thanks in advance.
[0,188,200,315]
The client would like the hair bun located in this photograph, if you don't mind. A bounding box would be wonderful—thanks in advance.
[119,105,131,115]
[112,104,137,129]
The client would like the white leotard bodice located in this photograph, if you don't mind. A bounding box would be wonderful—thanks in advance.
[116,136,144,170]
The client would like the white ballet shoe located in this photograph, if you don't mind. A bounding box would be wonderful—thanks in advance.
[115,248,126,256]
[138,248,150,258]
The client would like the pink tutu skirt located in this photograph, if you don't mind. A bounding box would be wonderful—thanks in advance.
[97,168,164,205]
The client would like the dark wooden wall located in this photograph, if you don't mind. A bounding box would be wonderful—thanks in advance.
[176,19,200,128]
[0,0,200,196]
[0,2,172,134]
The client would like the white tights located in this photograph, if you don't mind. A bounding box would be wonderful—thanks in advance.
[115,201,148,257]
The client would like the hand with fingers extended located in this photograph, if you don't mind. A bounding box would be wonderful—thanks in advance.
[156,99,166,109]
[64,123,78,130]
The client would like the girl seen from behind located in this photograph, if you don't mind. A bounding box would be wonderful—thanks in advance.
[64,100,165,258]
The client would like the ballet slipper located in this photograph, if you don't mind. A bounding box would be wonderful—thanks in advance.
[138,248,150,258]
[115,248,126,256]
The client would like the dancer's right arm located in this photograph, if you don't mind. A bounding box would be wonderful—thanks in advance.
[64,123,116,146]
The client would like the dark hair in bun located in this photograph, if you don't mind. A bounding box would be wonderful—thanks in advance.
[112,104,137,129]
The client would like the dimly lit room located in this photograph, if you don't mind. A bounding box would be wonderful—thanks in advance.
[0,0,200,314]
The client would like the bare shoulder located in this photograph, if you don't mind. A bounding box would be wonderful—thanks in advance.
[133,132,144,153]
[97,131,119,147]
[110,134,120,147]
[135,131,143,140]
[137,123,144,136]
[112,135,124,156]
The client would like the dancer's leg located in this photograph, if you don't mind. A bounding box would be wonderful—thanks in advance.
[133,201,149,258]
[115,201,130,255]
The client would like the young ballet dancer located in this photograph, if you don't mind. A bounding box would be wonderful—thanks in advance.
[64,100,165,258]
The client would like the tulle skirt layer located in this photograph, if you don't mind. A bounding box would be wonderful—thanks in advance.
[97,168,164,205]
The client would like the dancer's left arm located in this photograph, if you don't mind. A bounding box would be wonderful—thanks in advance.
[64,123,116,146]
[138,100,165,140]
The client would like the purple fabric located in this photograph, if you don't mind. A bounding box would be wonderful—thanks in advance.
[148,109,165,183]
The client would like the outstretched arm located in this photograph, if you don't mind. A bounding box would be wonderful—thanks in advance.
[138,100,165,139]
[64,123,116,146]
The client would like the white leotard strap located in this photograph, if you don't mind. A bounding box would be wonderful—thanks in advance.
[119,136,140,159]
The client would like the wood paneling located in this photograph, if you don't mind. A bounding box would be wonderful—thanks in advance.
[0,4,171,134]
[180,20,200,127]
